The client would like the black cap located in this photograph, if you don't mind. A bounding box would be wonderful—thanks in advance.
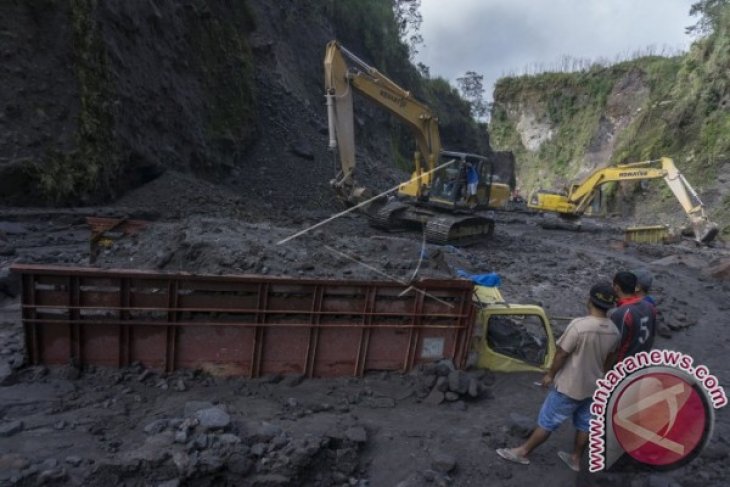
[590,281,616,310]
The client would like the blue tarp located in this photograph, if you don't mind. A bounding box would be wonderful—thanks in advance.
[456,270,501,287]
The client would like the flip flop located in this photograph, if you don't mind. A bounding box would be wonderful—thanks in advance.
[557,451,579,472]
[496,448,530,465]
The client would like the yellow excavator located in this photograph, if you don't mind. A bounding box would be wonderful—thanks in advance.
[324,40,514,245]
[528,157,719,244]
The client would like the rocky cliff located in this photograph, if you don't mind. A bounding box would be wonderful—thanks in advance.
[490,5,730,234]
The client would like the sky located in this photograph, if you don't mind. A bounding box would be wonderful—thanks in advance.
[415,0,697,99]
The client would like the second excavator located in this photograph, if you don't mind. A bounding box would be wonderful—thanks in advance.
[528,157,719,244]
[324,40,515,245]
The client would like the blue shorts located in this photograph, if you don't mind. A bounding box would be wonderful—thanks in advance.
[537,388,592,433]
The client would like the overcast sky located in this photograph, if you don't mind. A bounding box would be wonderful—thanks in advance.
[416,0,696,99]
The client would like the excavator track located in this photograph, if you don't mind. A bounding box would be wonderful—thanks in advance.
[424,214,494,246]
[367,201,411,231]
[367,201,494,246]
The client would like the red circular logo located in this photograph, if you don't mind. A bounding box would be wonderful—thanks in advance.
[612,372,709,467]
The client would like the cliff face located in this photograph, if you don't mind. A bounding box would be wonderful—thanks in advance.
[490,8,730,234]
[1,0,257,204]
[0,0,494,211]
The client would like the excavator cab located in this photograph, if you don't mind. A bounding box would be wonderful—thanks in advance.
[429,152,510,210]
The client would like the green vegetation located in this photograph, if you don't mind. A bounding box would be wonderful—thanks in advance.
[33,0,119,203]
[490,3,730,231]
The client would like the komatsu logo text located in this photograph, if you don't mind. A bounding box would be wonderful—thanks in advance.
[618,170,649,178]
[380,90,407,108]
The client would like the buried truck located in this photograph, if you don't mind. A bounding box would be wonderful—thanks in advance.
[11,264,556,376]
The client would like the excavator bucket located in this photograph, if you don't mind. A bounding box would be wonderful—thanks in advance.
[696,221,719,244]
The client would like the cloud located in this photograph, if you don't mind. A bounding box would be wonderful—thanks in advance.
[416,0,695,98]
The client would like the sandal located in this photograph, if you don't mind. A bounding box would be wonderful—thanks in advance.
[558,451,579,472]
[496,448,530,465]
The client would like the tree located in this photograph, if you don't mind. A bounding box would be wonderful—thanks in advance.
[393,0,424,59]
[686,0,730,35]
[456,71,488,120]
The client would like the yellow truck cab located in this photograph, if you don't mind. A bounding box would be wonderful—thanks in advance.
[471,284,556,372]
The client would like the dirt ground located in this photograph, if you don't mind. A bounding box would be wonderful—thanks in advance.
[1,195,729,486]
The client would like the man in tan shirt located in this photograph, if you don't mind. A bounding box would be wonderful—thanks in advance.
[497,282,620,472]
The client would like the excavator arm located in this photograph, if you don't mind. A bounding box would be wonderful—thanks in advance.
[324,40,441,203]
[529,157,718,243]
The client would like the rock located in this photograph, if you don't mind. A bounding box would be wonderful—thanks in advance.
[286,397,299,408]
[448,370,468,394]
[444,392,459,402]
[193,434,209,450]
[289,139,314,160]
[281,374,305,387]
[345,426,368,443]
[434,359,455,376]
[0,420,23,437]
[431,452,457,473]
[178,417,199,431]
[174,379,186,392]
[184,401,213,417]
[172,451,193,476]
[64,456,82,467]
[199,451,224,473]
[508,412,534,438]
[37,467,67,484]
[174,430,189,444]
[423,374,437,389]
[435,376,448,392]
[0,453,29,471]
[194,407,230,431]
[137,369,152,382]
[157,480,180,487]
[424,388,445,405]
[251,422,283,443]
[250,443,267,457]
[143,419,169,435]
[219,433,241,445]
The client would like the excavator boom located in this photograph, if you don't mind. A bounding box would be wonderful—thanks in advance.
[324,40,513,245]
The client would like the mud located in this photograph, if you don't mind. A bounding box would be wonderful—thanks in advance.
[1,201,730,486]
